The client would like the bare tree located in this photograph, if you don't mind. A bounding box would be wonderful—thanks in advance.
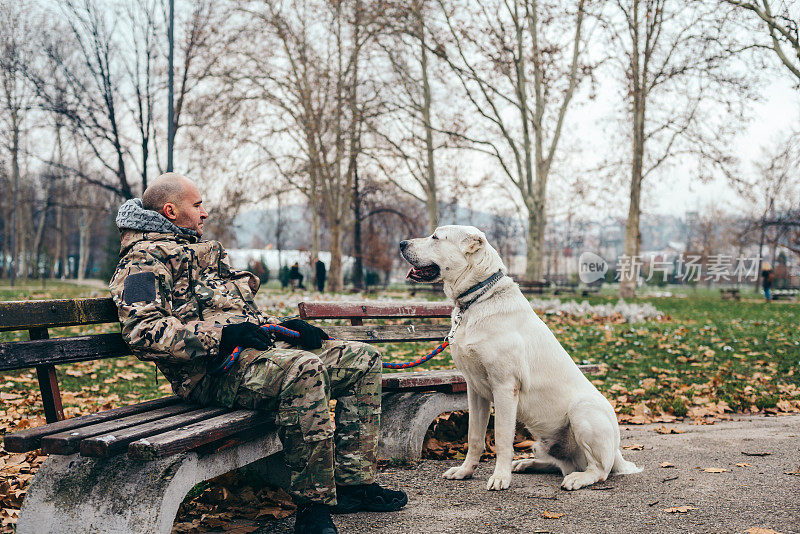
[723,1,800,84]
[124,0,159,190]
[746,133,800,282]
[603,0,747,298]
[29,0,134,199]
[368,0,453,233]
[226,0,380,291]
[0,0,38,283]
[429,0,590,281]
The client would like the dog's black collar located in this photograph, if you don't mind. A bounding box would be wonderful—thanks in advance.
[456,269,505,311]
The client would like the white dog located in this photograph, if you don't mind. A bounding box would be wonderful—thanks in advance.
[399,225,641,491]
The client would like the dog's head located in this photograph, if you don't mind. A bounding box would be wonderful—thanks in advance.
[399,225,505,295]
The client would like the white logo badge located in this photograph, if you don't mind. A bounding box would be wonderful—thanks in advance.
[578,252,608,284]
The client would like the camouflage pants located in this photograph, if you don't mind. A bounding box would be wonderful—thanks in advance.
[189,339,382,505]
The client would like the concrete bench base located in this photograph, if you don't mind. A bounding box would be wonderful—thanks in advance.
[17,432,283,534]
[17,390,467,533]
[378,391,467,460]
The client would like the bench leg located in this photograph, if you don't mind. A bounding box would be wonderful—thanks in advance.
[16,433,283,534]
[378,391,467,461]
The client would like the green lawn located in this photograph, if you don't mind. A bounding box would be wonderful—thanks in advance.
[1,281,798,424]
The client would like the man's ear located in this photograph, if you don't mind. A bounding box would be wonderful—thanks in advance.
[162,202,178,221]
[462,234,485,254]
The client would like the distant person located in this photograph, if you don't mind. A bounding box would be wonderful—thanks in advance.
[289,262,305,289]
[315,258,327,293]
[762,262,774,301]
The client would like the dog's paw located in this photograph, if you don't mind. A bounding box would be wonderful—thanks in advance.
[443,465,474,480]
[512,459,536,473]
[486,471,512,490]
[560,470,599,491]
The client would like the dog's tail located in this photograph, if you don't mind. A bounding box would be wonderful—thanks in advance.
[611,449,642,475]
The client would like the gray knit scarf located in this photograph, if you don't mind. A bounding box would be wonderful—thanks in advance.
[115,198,199,238]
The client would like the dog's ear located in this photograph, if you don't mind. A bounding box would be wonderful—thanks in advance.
[462,234,485,254]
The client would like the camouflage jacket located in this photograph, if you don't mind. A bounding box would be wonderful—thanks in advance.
[109,231,273,398]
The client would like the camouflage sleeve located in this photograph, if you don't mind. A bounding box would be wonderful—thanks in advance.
[218,247,276,324]
[109,249,224,364]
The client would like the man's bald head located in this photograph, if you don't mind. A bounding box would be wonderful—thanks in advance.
[142,173,194,213]
[142,173,208,236]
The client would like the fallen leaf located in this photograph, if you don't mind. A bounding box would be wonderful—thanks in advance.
[655,425,685,434]
[255,506,294,520]
[699,467,728,473]
[513,440,535,450]
[224,524,259,533]
[541,510,564,519]
[663,505,698,513]
[622,443,644,450]
[745,529,783,534]
[660,462,676,468]
[784,466,800,476]
[735,463,751,468]
[742,451,771,457]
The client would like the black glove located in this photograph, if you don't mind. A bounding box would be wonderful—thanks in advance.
[278,319,330,351]
[209,322,273,374]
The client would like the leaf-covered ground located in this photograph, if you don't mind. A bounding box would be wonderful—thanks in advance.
[0,281,798,531]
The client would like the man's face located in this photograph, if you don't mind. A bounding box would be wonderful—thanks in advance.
[164,181,208,236]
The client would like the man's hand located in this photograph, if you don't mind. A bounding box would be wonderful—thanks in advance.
[278,319,330,351]
[209,322,273,374]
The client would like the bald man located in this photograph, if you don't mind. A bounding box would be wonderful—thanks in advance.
[109,174,406,534]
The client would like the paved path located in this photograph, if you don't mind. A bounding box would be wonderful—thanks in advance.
[258,414,800,533]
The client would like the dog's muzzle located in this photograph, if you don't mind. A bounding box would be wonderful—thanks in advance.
[399,241,441,283]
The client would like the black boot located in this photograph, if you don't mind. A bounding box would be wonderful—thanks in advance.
[330,482,408,514]
[294,503,338,534]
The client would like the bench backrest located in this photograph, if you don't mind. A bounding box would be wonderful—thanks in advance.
[0,297,129,423]
[298,301,452,343]
[0,298,128,372]
[0,298,455,423]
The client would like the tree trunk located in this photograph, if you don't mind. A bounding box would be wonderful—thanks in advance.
[78,209,90,280]
[418,5,438,233]
[310,199,320,287]
[10,120,19,286]
[54,203,64,278]
[32,182,50,278]
[328,223,344,292]
[352,169,364,289]
[620,100,645,299]
[525,204,545,281]
[620,0,644,300]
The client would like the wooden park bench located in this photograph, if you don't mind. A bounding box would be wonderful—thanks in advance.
[512,278,548,296]
[771,287,799,301]
[407,281,444,296]
[720,288,741,301]
[0,298,600,534]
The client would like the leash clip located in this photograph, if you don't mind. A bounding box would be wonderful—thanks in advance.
[446,311,462,343]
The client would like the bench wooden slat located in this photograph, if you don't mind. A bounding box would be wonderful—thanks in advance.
[80,406,230,458]
[326,324,450,343]
[128,410,274,460]
[41,404,200,455]
[3,396,181,452]
[382,364,602,391]
[299,302,452,319]
[382,369,466,391]
[0,298,118,331]
[0,333,130,372]
[191,421,277,456]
